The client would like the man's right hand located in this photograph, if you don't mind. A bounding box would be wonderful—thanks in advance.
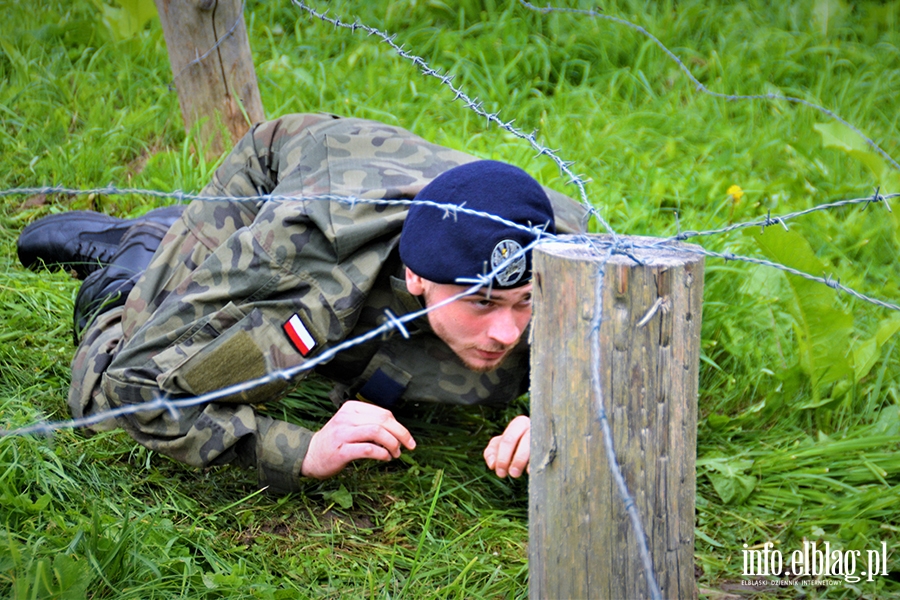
[300,400,416,479]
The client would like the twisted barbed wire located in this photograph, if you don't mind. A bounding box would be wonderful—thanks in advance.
[289,0,615,238]
[666,244,900,313]
[519,0,900,175]
[596,234,900,312]
[586,243,663,600]
[6,184,898,312]
[669,189,896,242]
[0,186,552,239]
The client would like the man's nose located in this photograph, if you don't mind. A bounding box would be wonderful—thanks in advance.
[487,309,523,346]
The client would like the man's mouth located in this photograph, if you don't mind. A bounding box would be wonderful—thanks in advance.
[473,348,507,361]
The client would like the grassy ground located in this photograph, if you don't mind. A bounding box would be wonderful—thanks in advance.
[1,0,899,597]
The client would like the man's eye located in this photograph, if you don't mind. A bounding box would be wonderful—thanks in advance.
[474,299,495,308]
[514,295,532,308]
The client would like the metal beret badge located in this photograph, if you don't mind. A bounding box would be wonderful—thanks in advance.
[491,239,526,286]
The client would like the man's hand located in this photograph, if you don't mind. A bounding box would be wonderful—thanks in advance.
[301,400,416,479]
[483,415,530,478]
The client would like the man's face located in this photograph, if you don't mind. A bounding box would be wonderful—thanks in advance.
[405,269,533,373]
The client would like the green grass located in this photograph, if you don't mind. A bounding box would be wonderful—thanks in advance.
[1,0,900,597]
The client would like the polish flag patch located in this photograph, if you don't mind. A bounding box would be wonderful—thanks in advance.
[282,313,317,356]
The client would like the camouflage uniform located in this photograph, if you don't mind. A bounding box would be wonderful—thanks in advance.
[69,113,586,494]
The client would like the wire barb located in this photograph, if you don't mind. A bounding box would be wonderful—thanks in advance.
[383,309,410,339]
[867,186,892,213]
[636,297,667,328]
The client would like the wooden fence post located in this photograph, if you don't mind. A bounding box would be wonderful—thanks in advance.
[154,0,265,158]
[529,234,704,600]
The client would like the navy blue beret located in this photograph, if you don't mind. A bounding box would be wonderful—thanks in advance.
[399,160,555,289]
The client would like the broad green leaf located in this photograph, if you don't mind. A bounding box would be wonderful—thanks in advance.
[706,413,731,430]
[323,484,354,509]
[740,263,786,298]
[52,554,91,600]
[877,314,900,346]
[202,572,245,589]
[707,472,757,505]
[697,456,753,476]
[814,121,870,154]
[750,227,854,400]
[3,491,54,512]
[116,0,157,24]
[873,405,900,437]
[92,0,157,40]
[853,336,879,381]
[698,456,757,504]
[852,315,900,380]
[814,122,899,186]
[794,378,845,410]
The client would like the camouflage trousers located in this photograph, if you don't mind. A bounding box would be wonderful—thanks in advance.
[69,306,125,433]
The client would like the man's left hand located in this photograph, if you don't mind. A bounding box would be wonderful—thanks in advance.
[483,415,530,478]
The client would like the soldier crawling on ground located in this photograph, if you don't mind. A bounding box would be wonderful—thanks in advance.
[17,113,587,494]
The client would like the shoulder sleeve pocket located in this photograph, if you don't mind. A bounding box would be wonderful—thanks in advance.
[156,303,290,404]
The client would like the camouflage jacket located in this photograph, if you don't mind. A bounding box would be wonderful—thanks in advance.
[101,113,586,494]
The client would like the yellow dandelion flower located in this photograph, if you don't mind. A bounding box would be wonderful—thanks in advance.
[727,185,744,202]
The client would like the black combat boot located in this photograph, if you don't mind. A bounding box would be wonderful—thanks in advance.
[73,220,171,343]
[17,205,184,279]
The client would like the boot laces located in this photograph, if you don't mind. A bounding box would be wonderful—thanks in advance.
[73,240,116,274]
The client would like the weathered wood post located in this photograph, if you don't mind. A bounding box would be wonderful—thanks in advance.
[154,0,265,158]
[529,234,704,600]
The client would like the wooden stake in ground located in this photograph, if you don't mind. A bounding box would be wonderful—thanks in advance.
[529,235,704,600]
[154,0,265,158]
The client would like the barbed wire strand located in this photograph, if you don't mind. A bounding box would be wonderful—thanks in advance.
[657,243,900,313]
[519,0,900,175]
[289,0,615,238]
[586,244,663,600]
[669,189,897,242]
[7,184,899,312]
[581,235,900,312]
[0,186,551,238]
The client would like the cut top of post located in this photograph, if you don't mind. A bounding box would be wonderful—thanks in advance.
[537,234,705,268]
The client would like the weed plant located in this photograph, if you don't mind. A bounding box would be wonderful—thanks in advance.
[1,0,899,598]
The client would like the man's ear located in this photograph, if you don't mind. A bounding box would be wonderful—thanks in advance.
[405,267,426,296]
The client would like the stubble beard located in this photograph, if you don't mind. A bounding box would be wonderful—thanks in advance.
[460,348,511,373]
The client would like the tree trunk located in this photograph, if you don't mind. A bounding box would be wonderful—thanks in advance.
[154,0,265,158]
